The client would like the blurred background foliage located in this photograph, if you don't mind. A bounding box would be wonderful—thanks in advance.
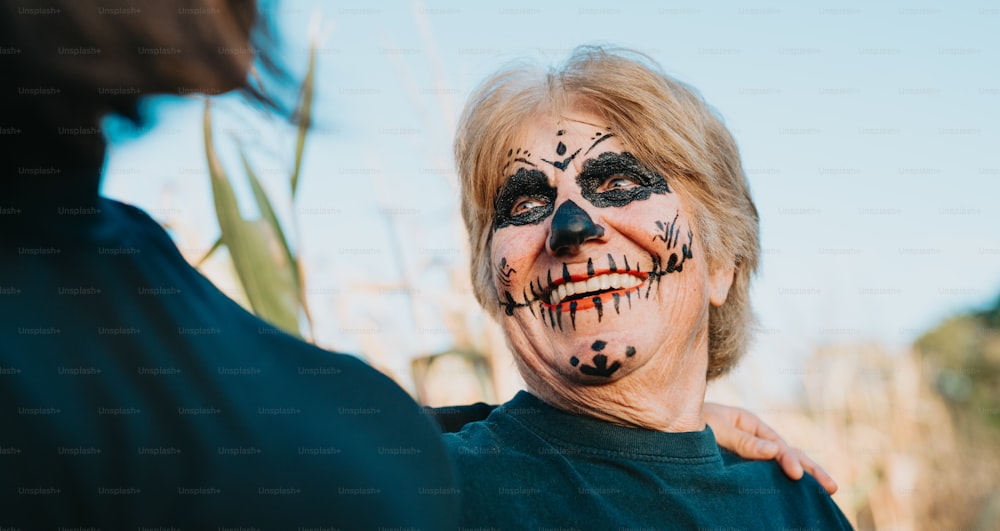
[916,296,1000,430]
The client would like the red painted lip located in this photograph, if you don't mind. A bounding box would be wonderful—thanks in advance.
[540,283,647,312]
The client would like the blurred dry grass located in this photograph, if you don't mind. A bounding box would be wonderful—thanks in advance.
[752,343,999,530]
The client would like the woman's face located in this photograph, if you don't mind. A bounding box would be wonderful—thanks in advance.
[489,107,733,389]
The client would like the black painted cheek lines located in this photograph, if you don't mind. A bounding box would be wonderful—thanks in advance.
[577,151,671,209]
[646,218,695,298]
[493,168,555,230]
[500,290,539,317]
[495,257,516,288]
[653,211,682,248]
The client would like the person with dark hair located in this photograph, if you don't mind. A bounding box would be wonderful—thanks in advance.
[0,1,458,528]
[1,1,833,528]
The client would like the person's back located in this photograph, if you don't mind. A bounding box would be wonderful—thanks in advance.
[0,1,457,527]
[0,172,458,528]
[445,391,850,530]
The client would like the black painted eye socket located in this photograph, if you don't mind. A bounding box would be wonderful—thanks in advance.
[493,168,557,230]
[577,152,671,209]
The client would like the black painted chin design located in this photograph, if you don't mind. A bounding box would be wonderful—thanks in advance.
[493,168,556,230]
[573,340,637,378]
[577,152,670,208]
[548,200,605,256]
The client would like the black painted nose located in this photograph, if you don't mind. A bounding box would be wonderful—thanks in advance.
[548,200,605,256]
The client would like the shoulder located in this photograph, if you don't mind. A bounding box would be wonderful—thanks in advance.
[719,450,853,529]
[441,398,550,475]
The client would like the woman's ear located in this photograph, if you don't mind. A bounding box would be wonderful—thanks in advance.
[708,262,736,307]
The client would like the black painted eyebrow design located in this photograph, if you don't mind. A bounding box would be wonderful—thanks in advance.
[584,133,615,156]
[541,148,581,171]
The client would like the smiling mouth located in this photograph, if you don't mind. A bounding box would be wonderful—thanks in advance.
[545,272,646,308]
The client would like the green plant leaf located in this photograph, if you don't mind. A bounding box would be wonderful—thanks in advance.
[203,101,302,337]
[238,145,313,333]
[238,146,299,286]
[195,237,223,268]
[290,43,316,199]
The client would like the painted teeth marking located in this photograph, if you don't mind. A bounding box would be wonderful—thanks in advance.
[547,273,643,305]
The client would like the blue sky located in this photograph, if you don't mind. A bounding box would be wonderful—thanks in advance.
[103,0,1000,397]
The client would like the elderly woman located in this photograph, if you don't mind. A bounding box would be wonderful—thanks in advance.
[447,47,852,529]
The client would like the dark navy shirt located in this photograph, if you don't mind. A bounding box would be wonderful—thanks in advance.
[1,173,459,529]
[444,390,852,530]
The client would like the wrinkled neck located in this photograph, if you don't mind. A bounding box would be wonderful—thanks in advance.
[520,335,710,432]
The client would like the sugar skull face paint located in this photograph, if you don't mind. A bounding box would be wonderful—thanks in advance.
[489,107,732,387]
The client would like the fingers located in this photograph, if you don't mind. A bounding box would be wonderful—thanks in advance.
[703,403,839,494]
[775,445,804,480]
[706,405,780,460]
[796,448,838,494]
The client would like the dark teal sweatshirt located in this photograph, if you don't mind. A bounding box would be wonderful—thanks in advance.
[444,390,852,530]
[1,173,458,529]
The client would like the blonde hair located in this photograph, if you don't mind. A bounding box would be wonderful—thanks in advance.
[454,46,760,379]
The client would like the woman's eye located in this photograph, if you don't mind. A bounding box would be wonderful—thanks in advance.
[600,175,640,192]
[511,197,547,216]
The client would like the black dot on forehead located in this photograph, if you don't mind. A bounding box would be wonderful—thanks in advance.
[507,148,513,157]
[556,129,566,136]
[556,142,566,156]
